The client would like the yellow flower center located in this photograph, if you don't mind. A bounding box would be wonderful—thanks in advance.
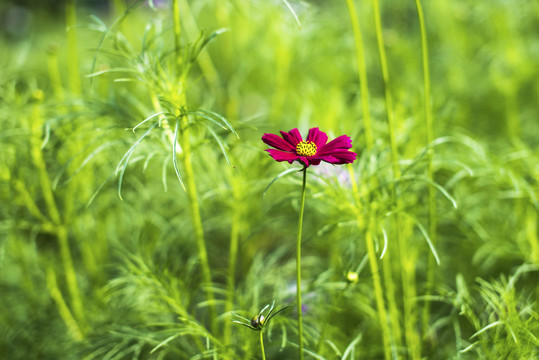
[296,141,317,156]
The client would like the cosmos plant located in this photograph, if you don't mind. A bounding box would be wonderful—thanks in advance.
[233,301,290,360]
[262,127,357,359]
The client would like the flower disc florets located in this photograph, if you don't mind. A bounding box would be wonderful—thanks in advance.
[262,127,357,168]
[296,141,317,157]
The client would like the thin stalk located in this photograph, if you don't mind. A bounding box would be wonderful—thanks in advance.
[371,0,398,175]
[46,46,64,101]
[179,0,220,89]
[224,176,242,346]
[111,0,126,20]
[372,0,419,356]
[415,0,437,339]
[181,123,217,331]
[170,0,216,330]
[46,267,83,340]
[296,169,307,360]
[366,217,392,359]
[173,0,182,77]
[110,0,129,42]
[29,101,85,331]
[526,207,539,265]
[348,167,392,360]
[260,331,267,360]
[345,0,373,151]
[371,0,401,342]
[66,0,81,95]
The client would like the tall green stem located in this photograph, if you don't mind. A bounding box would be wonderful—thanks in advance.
[372,1,423,357]
[415,0,437,339]
[172,0,182,76]
[224,175,242,346]
[260,331,267,360]
[170,0,215,331]
[182,125,216,330]
[371,0,403,351]
[29,100,85,334]
[66,0,81,95]
[348,168,391,360]
[296,169,307,360]
[345,0,373,151]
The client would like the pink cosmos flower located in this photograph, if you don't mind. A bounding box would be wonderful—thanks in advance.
[262,127,357,168]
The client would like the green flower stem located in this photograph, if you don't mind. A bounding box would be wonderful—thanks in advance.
[181,124,217,331]
[65,0,81,95]
[224,175,242,346]
[296,168,307,360]
[29,101,85,333]
[345,0,373,151]
[46,267,83,340]
[178,0,220,89]
[46,47,64,101]
[526,207,539,265]
[372,0,413,355]
[260,331,267,360]
[415,0,437,338]
[172,0,182,76]
[169,0,215,332]
[348,167,391,360]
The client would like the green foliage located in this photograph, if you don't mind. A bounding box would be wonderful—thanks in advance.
[1,0,538,359]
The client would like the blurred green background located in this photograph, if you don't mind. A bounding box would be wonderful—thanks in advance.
[1,0,538,359]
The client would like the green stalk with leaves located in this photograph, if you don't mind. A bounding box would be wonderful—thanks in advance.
[29,95,85,336]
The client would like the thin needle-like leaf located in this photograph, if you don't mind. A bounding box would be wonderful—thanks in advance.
[204,124,232,165]
[470,320,502,339]
[172,119,186,191]
[380,226,388,259]
[263,167,304,197]
[342,333,363,360]
[400,175,458,209]
[86,173,115,208]
[150,333,181,354]
[282,0,302,29]
[59,140,123,187]
[132,111,170,132]
[401,213,441,265]
[190,109,239,138]
[116,123,158,200]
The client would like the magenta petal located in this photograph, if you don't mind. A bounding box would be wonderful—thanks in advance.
[280,128,303,147]
[316,150,357,164]
[317,135,353,154]
[315,155,339,163]
[262,129,356,167]
[266,149,300,164]
[298,156,311,167]
[307,127,328,148]
[262,133,296,151]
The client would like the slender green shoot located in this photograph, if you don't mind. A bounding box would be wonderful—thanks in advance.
[66,0,81,95]
[415,0,437,337]
[345,0,373,150]
[296,168,307,360]
[260,330,267,360]
[371,0,407,354]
